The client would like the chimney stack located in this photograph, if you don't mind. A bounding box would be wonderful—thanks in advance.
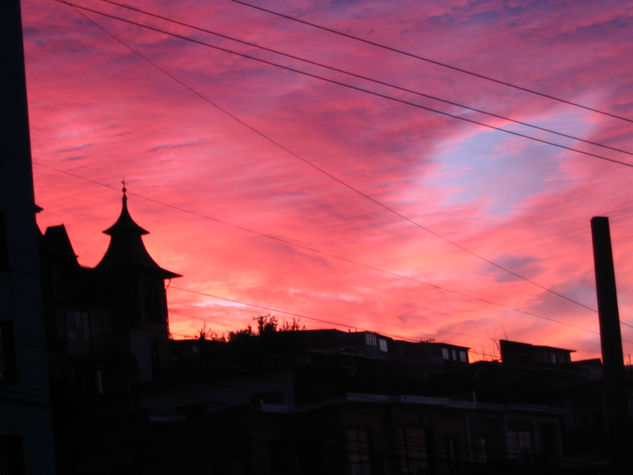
[590,216,630,469]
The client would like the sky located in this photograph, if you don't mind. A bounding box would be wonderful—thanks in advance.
[21,0,633,361]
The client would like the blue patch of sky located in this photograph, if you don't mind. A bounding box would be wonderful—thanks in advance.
[429,110,592,215]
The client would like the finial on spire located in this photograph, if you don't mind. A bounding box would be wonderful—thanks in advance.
[121,178,127,201]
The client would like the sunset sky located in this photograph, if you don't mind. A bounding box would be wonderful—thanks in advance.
[21,0,633,360]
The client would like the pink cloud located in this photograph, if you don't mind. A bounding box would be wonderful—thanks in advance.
[23,0,633,362]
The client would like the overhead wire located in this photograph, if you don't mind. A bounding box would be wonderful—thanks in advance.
[229,0,633,125]
[167,307,519,349]
[168,285,623,348]
[166,309,606,360]
[96,0,633,158]
[1,273,612,457]
[12,0,628,442]
[54,1,633,170]
[43,2,633,344]
[35,163,611,345]
[55,0,607,318]
[34,160,535,323]
[9,295,608,463]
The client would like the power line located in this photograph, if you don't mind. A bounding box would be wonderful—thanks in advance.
[97,0,633,158]
[166,306,608,356]
[172,285,385,334]
[35,162,605,340]
[170,297,492,349]
[167,285,629,353]
[55,1,633,170]
[51,1,623,335]
[55,1,633,336]
[54,0,614,316]
[168,285,602,339]
[167,308,479,345]
[229,0,633,125]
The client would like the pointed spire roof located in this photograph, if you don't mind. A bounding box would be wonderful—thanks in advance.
[103,183,149,236]
[95,183,181,279]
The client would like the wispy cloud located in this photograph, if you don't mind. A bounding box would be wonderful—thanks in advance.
[24,0,633,361]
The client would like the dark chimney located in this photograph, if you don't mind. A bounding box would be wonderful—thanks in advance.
[590,216,630,469]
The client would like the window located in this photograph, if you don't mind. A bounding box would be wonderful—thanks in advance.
[507,430,532,459]
[442,348,449,360]
[89,311,111,341]
[364,333,377,347]
[472,437,487,464]
[347,427,372,475]
[0,212,8,270]
[445,436,459,471]
[0,322,17,382]
[66,310,90,341]
[0,436,23,475]
[96,366,104,395]
[400,427,428,474]
[459,351,467,363]
[378,338,388,352]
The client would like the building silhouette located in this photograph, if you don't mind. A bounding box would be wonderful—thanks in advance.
[31,192,633,474]
[8,0,630,467]
[42,187,180,393]
[1,2,56,473]
[39,189,181,473]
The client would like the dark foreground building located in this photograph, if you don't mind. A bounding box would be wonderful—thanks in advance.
[36,193,632,474]
[39,189,180,474]
[1,2,56,473]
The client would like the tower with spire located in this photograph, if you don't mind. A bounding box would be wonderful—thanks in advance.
[96,181,179,281]
[93,182,181,381]
[37,185,183,472]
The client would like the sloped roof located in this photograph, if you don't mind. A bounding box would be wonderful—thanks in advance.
[95,193,181,279]
[42,224,77,257]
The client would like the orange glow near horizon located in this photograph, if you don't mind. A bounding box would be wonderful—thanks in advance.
[23,0,633,362]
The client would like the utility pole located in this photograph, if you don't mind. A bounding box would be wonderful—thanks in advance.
[590,217,630,472]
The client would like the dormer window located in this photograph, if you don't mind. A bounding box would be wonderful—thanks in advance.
[378,338,388,352]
